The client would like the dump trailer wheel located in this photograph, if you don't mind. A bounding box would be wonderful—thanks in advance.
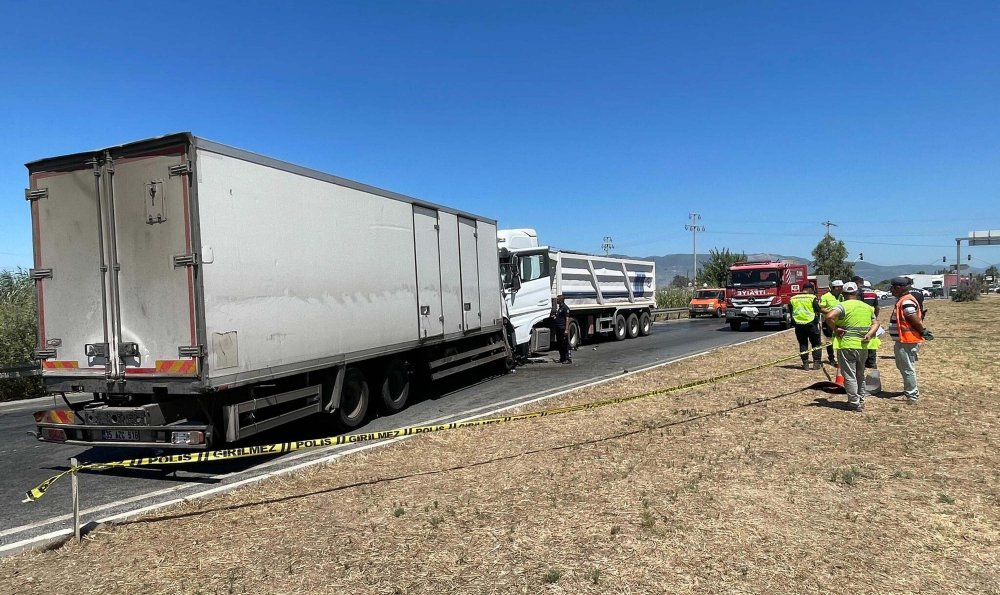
[614,313,627,341]
[638,311,652,336]
[568,320,582,350]
[729,320,742,332]
[626,313,640,338]
[337,367,370,429]
[379,358,410,413]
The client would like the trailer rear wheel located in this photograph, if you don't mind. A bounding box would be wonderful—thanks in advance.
[568,320,581,350]
[614,313,627,341]
[337,367,370,429]
[379,359,410,413]
[626,313,640,338]
[638,312,652,336]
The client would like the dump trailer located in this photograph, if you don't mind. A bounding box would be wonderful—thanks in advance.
[27,133,508,449]
[498,229,656,353]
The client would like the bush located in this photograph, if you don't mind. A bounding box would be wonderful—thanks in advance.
[0,269,44,401]
[655,287,693,309]
[952,283,981,302]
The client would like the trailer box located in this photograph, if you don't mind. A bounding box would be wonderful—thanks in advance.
[27,133,505,447]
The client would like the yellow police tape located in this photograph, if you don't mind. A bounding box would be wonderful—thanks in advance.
[23,341,833,503]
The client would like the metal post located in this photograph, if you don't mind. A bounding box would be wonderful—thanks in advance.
[956,239,962,287]
[70,457,80,542]
[685,213,705,284]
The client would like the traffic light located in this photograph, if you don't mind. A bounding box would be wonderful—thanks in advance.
[942,256,947,262]
[859,252,864,261]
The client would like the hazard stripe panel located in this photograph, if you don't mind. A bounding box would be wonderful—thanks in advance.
[154,359,198,374]
[32,409,76,424]
[42,361,79,369]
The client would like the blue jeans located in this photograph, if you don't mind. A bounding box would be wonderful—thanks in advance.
[894,342,920,399]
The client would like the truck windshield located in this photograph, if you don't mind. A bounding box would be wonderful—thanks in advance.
[729,269,780,288]
[695,290,722,300]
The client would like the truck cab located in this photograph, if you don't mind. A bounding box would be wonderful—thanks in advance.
[725,261,808,331]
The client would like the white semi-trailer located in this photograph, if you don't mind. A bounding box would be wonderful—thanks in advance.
[498,229,655,354]
[27,133,509,449]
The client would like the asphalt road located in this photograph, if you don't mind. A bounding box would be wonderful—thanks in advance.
[0,317,782,551]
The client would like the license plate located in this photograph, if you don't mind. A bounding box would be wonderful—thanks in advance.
[101,429,141,442]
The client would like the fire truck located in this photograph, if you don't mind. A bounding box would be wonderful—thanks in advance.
[725,261,810,331]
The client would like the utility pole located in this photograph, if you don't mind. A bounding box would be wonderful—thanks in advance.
[602,236,614,256]
[821,220,838,237]
[685,213,705,283]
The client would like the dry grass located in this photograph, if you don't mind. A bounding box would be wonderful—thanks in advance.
[3,297,999,594]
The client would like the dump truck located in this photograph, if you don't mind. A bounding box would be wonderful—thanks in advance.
[497,229,656,354]
[27,133,511,449]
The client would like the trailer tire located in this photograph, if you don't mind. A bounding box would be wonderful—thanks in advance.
[568,320,581,350]
[614,313,627,341]
[379,359,410,413]
[336,367,370,429]
[638,311,652,336]
[729,320,742,332]
[626,313,640,338]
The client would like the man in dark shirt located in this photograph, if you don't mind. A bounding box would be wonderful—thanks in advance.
[551,294,572,364]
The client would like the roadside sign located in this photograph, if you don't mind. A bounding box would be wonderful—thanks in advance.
[969,230,1000,246]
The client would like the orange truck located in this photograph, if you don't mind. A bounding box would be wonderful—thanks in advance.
[688,288,727,318]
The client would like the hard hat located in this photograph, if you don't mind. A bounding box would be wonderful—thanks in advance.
[843,282,859,293]
[863,280,872,288]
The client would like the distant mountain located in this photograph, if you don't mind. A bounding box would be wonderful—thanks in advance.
[616,252,982,288]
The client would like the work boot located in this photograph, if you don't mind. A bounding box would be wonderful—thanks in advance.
[812,361,822,370]
[801,361,809,370]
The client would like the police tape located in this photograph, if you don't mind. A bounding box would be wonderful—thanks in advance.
[23,341,833,503]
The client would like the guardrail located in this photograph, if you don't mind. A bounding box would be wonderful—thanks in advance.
[651,307,689,321]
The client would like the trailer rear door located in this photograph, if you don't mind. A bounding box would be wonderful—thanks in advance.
[28,161,112,378]
[106,145,200,378]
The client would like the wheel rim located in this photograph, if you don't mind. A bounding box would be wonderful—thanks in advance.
[629,319,638,335]
[342,371,367,419]
[641,316,650,333]
[616,317,626,338]
[569,324,580,348]
[383,362,408,407]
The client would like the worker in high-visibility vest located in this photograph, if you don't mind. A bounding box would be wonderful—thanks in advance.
[889,276,928,403]
[825,282,879,412]
[789,282,823,370]
[818,279,845,366]
[853,276,882,370]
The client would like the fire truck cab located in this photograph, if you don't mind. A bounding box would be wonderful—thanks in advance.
[725,261,809,331]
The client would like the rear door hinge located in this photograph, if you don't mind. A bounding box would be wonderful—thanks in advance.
[25,188,48,201]
[178,345,205,358]
[29,268,53,280]
[173,253,198,268]
[33,348,57,360]
[169,162,192,177]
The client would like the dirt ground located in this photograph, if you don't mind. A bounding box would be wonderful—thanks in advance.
[3,296,998,595]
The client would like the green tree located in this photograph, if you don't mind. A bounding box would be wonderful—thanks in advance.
[0,269,43,401]
[811,235,854,281]
[669,274,690,288]
[697,247,747,288]
[986,265,999,280]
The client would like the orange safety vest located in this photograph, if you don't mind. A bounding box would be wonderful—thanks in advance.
[893,293,924,344]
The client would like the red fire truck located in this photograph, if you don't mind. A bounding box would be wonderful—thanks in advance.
[725,261,810,331]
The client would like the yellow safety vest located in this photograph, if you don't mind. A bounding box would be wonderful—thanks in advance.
[789,293,818,325]
[834,300,875,350]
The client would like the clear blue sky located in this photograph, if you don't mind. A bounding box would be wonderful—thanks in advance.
[2,1,999,270]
